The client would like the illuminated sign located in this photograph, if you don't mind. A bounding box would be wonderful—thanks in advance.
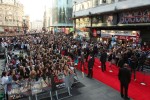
[119,9,150,24]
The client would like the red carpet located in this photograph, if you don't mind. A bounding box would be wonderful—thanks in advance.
[77,57,150,100]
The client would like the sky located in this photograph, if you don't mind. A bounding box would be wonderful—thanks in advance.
[20,0,52,21]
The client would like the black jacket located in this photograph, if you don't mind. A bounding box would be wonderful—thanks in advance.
[100,52,107,62]
[118,67,131,84]
[118,59,125,68]
[88,57,95,69]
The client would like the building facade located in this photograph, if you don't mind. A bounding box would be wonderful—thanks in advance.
[49,0,73,34]
[73,0,150,45]
[0,0,24,33]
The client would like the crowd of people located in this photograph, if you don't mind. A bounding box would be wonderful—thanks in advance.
[0,32,150,100]
[0,33,78,99]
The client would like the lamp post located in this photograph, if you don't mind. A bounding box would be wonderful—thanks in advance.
[73,1,76,37]
[61,11,66,33]
[89,11,92,42]
[17,19,19,33]
[22,16,26,34]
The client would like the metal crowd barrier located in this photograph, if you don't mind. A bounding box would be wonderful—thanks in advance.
[6,73,76,100]
[0,83,5,100]
[4,48,8,72]
[0,48,7,72]
[73,67,79,84]
[54,73,72,100]
[7,78,53,100]
[31,80,43,100]
[1,63,78,100]
[7,83,21,99]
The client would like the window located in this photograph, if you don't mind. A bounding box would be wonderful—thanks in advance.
[99,0,102,4]
[80,4,83,10]
[76,4,80,11]
[81,4,84,10]
[93,0,99,7]
[87,0,92,8]
[83,2,88,9]
[102,0,106,3]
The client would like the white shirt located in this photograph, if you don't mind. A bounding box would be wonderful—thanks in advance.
[73,45,77,48]
[1,42,5,47]
[4,42,8,47]
[1,76,9,93]
[1,76,9,85]
[26,44,30,50]
[16,60,20,65]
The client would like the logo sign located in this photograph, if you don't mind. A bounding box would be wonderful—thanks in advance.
[119,9,150,24]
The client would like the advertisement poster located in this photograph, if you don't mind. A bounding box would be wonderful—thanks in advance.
[93,29,97,37]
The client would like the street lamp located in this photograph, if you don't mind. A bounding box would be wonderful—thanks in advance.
[61,11,66,33]
[22,16,26,34]
[17,18,19,33]
[73,1,77,37]
[89,11,92,41]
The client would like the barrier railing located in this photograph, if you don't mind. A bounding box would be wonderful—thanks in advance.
[5,73,78,100]
[4,48,8,72]
[54,74,72,100]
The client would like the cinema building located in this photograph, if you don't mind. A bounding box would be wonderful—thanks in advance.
[73,0,150,45]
